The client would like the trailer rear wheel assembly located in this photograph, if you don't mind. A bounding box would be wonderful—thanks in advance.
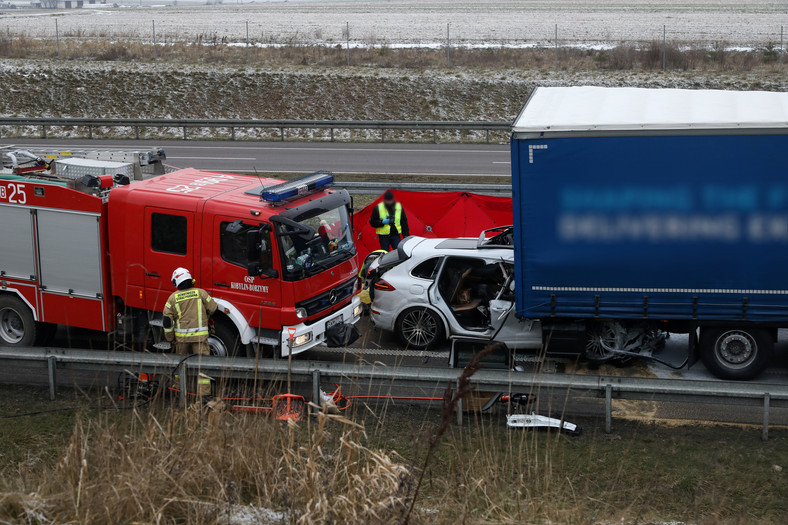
[700,327,772,380]
[0,296,36,347]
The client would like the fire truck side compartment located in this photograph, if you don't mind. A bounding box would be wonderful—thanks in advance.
[0,206,36,281]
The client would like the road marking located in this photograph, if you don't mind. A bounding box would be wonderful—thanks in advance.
[492,161,511,164]
[167,156,256,160]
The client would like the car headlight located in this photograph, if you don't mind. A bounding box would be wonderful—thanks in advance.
[353,304,363,318]
[295,307,307,319]
[293,332,313,347]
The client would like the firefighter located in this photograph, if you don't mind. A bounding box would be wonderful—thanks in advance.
[369,189,410,251]
[163,267,218,400]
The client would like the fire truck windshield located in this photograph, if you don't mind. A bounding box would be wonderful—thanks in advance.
[275,203,355,281]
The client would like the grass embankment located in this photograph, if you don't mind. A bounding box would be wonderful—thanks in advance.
[0,60,786,143]
[0,384,785,524]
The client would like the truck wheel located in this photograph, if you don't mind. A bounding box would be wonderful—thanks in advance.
[209,319,243,357]
[396,307,444,349]
[699,327,772,380]
[0,296,36,347]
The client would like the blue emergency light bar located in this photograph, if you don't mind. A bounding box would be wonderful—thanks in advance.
[260,170,334,203]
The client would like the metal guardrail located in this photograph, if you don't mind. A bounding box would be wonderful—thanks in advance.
[334,181,511,196]
[0,118,512,143]
[1,346,786,439]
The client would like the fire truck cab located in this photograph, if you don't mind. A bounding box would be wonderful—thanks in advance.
[0,166,361,356]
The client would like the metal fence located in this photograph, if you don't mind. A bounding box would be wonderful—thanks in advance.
[1,346,786,440]
[0,118,512,144]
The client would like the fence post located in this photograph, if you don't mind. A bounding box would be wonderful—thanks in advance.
[152,20,157,60]
[554,24,558,69]
[662,25,666,70]
[762,393,770,441]
[55,18,60,59]
[446,23,451,67]
[47,355,57,401]
[604,383,612,433]
[346,21,350,66]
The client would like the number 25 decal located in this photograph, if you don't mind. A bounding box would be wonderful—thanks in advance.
[0,183,27,204]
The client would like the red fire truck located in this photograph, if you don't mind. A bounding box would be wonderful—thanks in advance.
[0,166,361,356]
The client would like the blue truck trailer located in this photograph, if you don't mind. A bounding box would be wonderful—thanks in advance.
[510,86,788,380]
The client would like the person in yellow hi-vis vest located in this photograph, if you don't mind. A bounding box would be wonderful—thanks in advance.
[163,267,218,400]
[369,190,410,251]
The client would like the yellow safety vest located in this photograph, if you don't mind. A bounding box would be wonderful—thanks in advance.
[375,202,403,235]
[163,287,217,342]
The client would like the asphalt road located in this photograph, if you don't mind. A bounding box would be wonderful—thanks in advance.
[0,139,512,177]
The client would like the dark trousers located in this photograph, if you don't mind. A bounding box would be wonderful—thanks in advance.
[379,233,402,251]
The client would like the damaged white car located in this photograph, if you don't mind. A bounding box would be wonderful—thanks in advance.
[367,227,541,351]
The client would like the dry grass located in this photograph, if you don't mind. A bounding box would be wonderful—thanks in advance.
[1,406,413,524]
[0,380,786,524]
[0,36,784,73]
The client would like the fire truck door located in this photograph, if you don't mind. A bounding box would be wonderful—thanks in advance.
[143,208,195,311]
[212,218,282,325]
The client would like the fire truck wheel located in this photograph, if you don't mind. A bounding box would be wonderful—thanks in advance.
[0,296,36,347]
[209,319,243,357]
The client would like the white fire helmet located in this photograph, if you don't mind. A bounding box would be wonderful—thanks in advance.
[171,267,193,287]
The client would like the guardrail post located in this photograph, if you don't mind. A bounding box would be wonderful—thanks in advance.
[604,383,612,433]
[381,128,385,143]
[231,127,235,141]
[41,125,47,139]
[179,362,188,407]
[312,369,321,413]
[762,393,770,441]
[88,125,93,139]
[330,128,334,142]
[183,126,187,141]
[486,129,490,144]
[135,126,140,140]
[456,379,463,426]
[47,355,57,400]
[432,129,437,144]
[280,127,285,141]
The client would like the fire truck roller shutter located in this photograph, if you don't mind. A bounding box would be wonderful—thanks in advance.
[36,210,104,298]
[0,206,36,281]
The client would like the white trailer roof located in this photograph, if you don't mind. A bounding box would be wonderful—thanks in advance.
[513,87,788,134]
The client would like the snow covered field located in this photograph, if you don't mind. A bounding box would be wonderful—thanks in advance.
[1,0,786,48]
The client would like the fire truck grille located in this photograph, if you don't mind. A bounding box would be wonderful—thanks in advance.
[297,277,357,317]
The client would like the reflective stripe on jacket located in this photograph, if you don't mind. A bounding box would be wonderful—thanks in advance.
[375,202,403,235]
[163,287,218,342]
